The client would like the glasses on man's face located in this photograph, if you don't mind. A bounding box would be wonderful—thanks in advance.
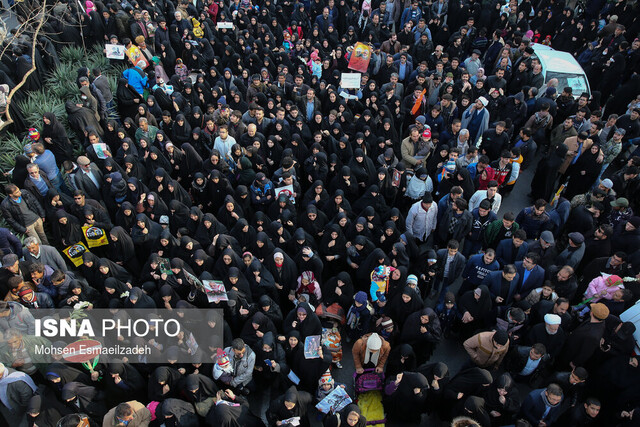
[74,196,83,200]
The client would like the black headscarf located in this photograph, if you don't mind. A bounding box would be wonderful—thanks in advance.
[444,367,493,401]
[148,366,183,401]
[386,372,429,422]
[125,287,157,309]
[41,112,73,162]
[267,386,312,424]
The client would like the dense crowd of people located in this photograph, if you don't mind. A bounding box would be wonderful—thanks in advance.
[0,0,640,425]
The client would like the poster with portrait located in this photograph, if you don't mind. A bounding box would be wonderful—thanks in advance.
[126,45,149,69]
[304,335,321,359]
[316,387,352,414]
[348,42,372,73]
[105,44,126,60]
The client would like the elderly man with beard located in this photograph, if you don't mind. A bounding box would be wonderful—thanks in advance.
[527,313,567,361]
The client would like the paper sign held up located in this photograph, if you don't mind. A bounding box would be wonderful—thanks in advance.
[341,72,362,89]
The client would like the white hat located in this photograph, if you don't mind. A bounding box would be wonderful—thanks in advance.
[544,314,561,325]
[367,333,382,351]
[478,96,489,107]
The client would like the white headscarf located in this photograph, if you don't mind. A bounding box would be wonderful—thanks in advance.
[364,333,382,366]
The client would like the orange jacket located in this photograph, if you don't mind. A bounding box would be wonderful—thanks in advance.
[352,332,391,371]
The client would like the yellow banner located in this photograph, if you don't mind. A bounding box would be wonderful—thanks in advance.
[82,226,109,248]
[63,242,90,267]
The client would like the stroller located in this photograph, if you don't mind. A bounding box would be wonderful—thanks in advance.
[353,369,386,426]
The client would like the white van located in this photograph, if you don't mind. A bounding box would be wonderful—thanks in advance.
[530,43,591,99]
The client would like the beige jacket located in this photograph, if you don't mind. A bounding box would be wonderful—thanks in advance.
[559,135,595,174]
[102,401,151,427]
[463,331,509,369]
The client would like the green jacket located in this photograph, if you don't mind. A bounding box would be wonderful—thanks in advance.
[483,219,520,249]
[601,138,622,165]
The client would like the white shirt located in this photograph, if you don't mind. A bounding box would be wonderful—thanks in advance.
[468,190,502,214]
[406,200,438,241]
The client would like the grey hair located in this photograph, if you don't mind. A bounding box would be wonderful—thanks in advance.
[23,236,39,247]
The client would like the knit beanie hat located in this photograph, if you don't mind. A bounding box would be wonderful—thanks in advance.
[318,370,334,386]
[606,275,623,287]
[355,291,368,304]
[216,349,230,369]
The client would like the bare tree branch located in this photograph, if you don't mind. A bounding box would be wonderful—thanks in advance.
[0,0,48,133]
[0,6,45,60]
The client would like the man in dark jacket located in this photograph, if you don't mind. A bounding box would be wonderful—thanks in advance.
[495,229,529,267]
[482,265,519,314]
[526,313,567,361]
[71,156,104,202]
[480,122,510,161]
[528,230,557,269]
[546,367,589,410]
[546,265,579,302]
[581,252,632,287]
[557,397,602,426]
[433,239,466,299]
[579,224,613,271]
[515,199,551,240]
[436,198,472,247]
[506,343,550,386]
[520,384,564,426]
[0,228,23,256]
[0,254,29,300]
[559,303,609,369]
[612,216,640,254]
[514,253,545,301]
[531,298,572,332]
[0,184,47,245]
[565,203,602,235]
[610,167,640,200]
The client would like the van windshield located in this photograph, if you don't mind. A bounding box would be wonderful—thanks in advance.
[545,71,589,97]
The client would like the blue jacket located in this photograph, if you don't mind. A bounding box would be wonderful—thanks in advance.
[33,149,60,181]
[437,193,452,222]
[0,228,23,255]
[122,67,147,96]
[514,262,545,298]
[515,206,551,240]
[400,7,422,27]
[520,388,564,425]
[393,60,414,83]
[249,181,274,205]
[35,265,58,299]
[495,238,529,267]
[482,270,520,305]
[463,254,500,286]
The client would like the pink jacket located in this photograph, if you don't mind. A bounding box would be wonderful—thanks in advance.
[586,276,622,301]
